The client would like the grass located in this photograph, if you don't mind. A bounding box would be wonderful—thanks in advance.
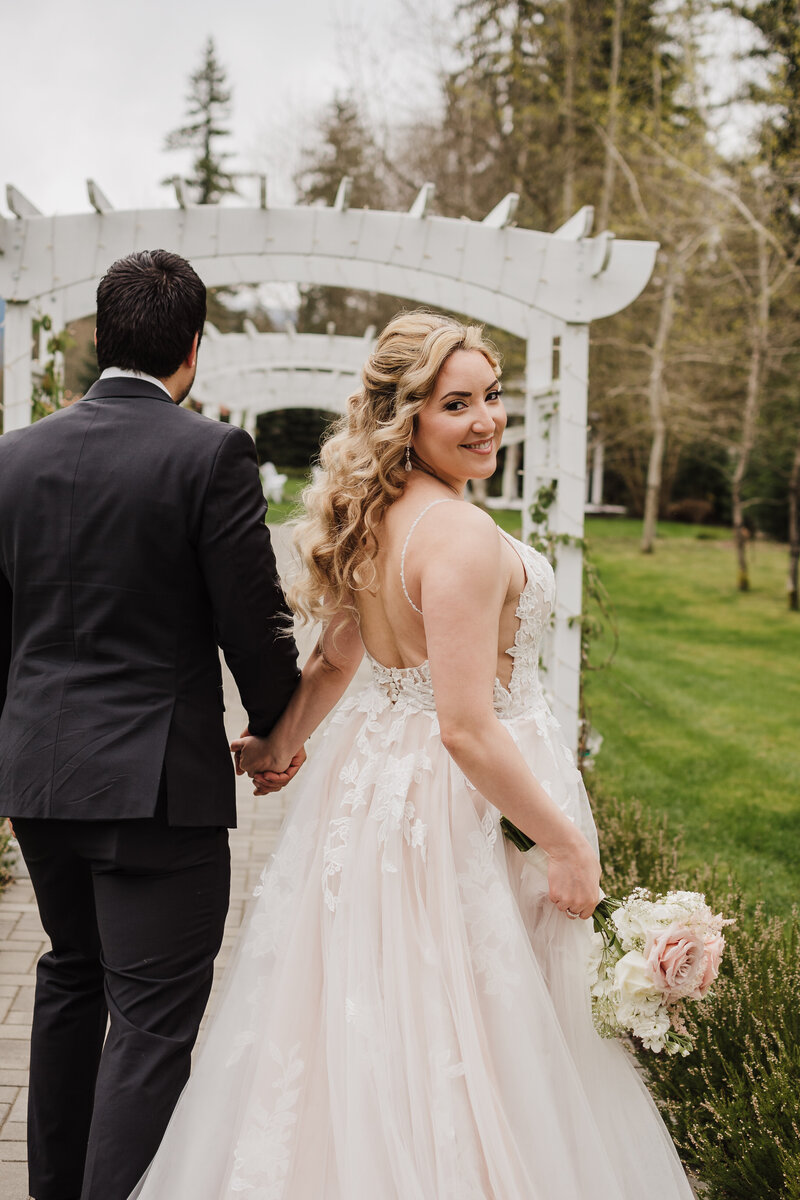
[580,518,800,916]
[264,471,308,525]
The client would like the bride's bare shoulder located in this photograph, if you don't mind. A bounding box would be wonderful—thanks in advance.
[410,499,503,564]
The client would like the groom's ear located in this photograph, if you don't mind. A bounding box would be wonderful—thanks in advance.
[185,331,199,370]
[93,327,98,348]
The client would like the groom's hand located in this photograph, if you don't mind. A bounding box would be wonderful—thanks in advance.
[233,726,250,776]
[252,748,307,795]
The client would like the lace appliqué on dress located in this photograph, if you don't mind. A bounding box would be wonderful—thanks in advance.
[245,820,320,960]
[457,811,521,1009]
[229,1042,304,1199]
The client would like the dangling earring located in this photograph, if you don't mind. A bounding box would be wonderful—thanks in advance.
[404,445,412,472]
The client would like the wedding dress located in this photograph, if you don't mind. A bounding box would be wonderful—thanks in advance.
[131,510,694,1199]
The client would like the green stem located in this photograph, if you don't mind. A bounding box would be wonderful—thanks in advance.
[500,816,535,852]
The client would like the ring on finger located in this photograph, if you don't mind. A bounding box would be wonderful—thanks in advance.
[566,908,580,918]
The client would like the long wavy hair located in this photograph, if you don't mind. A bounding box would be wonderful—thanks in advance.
[288,310,501,626]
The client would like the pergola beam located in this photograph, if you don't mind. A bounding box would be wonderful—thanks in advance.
[409,183,435,219]
[483,193,519,229]
[555,206,594,240]
[0,205,658,336]
[6,185,42,219]
[87,180,114,214]
[334,176,352,212]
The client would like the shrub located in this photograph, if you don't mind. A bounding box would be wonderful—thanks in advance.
[594,788,683,898]
[644,901,800,1200]
[592,786,800,1199]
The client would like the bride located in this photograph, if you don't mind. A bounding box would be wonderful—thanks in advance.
[131,311,694,1198]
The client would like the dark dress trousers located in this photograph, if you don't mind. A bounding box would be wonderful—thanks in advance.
[0,377,301,1200]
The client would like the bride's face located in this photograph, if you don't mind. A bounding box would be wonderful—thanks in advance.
[412,349,506,491]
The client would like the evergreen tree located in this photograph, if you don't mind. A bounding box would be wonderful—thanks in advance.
[295,94,405,336]
[413,0,687,230]
[164,37,238,205]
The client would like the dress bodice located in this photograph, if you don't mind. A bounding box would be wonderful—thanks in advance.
[367,532,555,721]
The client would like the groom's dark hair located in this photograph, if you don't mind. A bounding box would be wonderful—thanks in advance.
[95,249,207,378]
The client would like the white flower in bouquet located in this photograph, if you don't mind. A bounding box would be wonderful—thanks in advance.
[614,950,659,999]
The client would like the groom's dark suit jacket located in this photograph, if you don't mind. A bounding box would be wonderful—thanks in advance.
[0,376,300,826]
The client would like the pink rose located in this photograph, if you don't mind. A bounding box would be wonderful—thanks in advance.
[696,932,725,999]
[644,923,705,1000]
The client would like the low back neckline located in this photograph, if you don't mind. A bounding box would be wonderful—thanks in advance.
[363,527,538,679]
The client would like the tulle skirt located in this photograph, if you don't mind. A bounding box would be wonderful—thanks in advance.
[130,683,694,1199]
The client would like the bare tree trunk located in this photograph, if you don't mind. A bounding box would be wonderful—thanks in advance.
[641,251,683,553]
[731,225,769,592]
[562,0,576,220]
[788,433,800,611]
[597,0,623,232]
[652,50,662,141]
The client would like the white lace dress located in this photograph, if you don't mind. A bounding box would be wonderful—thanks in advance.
[130,530,694,1200]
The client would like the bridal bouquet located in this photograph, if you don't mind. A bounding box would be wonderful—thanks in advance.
[500,818,731,1055]
[587,887,731,1055]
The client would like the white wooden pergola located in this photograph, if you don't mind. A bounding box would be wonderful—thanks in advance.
[193,322,375,429]
[0,179,657,753]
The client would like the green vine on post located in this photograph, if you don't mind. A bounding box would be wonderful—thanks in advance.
[527,476,618,766]
[31,314,75,422]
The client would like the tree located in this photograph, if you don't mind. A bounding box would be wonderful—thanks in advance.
[294,93,405,336]
[721,0,800,596]
[417,0,687,229]
[397,0,718,536]
[164,37,238,205]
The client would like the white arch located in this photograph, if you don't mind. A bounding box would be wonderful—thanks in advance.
[0,199,654,340]
[0,184,659,752]
[192,324,372,422]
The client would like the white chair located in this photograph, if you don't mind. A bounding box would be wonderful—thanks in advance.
[259,461,288,503]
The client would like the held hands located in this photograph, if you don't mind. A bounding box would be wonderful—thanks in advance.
[231,730,307,794]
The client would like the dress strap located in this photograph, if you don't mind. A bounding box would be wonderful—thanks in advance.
[400,498,456,615]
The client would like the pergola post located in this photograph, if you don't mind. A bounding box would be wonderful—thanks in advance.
[1,301,33,433]
[522,315,556,548]
[501,441,520,503]
[590,441,605,506]
[549,323,590,752]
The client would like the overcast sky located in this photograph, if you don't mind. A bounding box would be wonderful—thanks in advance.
[1,0,762,222]
[1,0,445,218]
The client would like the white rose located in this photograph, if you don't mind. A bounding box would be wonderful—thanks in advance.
[613,951,659,1000]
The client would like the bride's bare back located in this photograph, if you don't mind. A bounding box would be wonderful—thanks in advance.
[355,485,527,691]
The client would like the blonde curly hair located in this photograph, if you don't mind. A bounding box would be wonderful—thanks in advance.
[287,310,500,626]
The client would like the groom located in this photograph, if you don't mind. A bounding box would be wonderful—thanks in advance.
[0,250,302,1200]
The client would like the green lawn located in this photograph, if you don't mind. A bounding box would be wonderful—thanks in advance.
[580,518,800,915]
[264,470,307,525]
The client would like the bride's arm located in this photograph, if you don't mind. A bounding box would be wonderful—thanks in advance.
[419,505,600,919]
[235,611,364,776]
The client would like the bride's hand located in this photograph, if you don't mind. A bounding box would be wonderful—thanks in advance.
[231,734,294,775]
[230,735,306,790]
[251,750,307,795]
[546,837,602,921]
